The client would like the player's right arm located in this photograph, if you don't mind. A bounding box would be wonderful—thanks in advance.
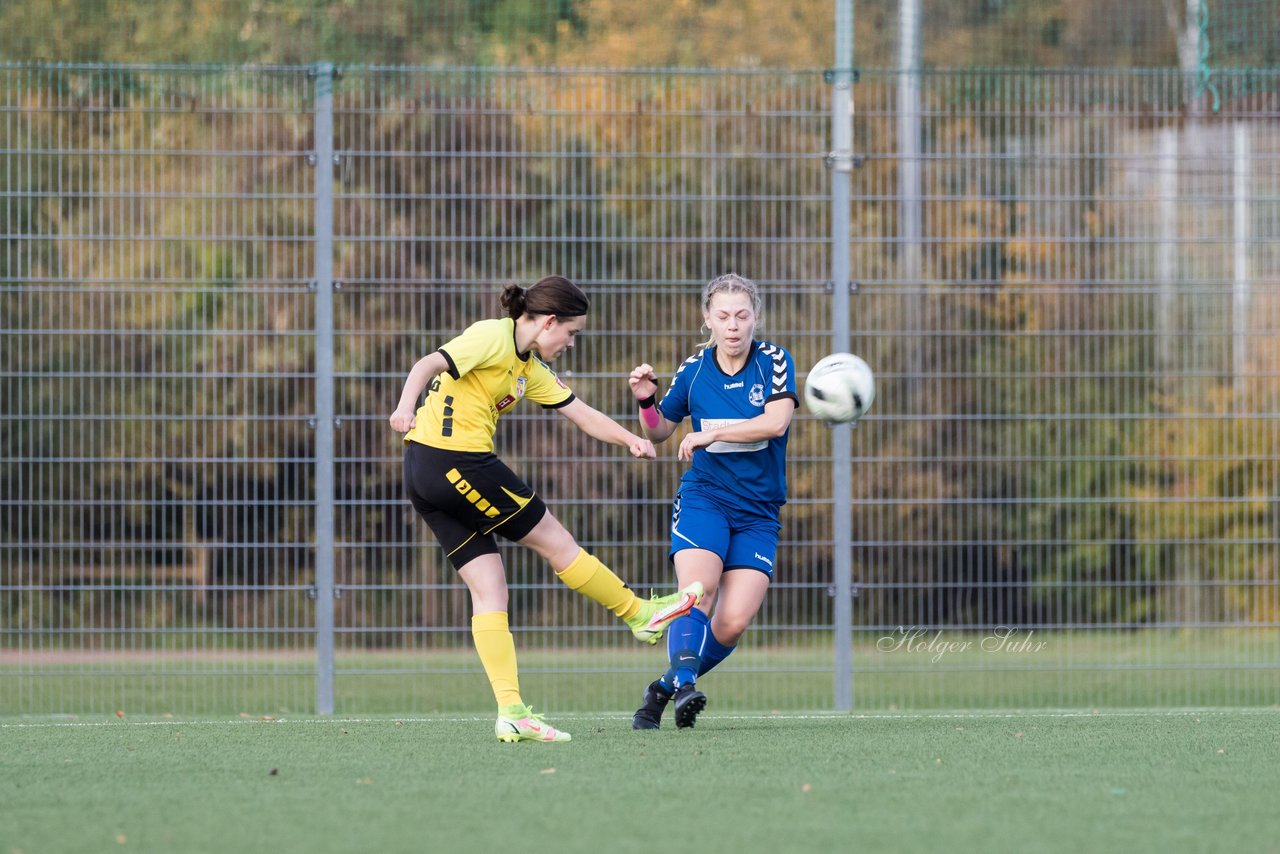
[629,363,679,442]
[389,351,451,433]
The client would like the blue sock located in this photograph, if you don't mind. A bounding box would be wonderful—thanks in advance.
[697,630,737,677]
[661,608,709,689]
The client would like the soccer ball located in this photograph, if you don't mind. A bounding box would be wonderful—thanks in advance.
[803,353,875,423]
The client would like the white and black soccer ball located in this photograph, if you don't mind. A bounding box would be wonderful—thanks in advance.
[803,352,876,424]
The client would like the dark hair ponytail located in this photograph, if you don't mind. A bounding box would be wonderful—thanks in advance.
[501,275,589,320]
[500,284,528,319]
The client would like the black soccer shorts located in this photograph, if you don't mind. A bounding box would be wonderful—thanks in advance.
[403,441,547,570]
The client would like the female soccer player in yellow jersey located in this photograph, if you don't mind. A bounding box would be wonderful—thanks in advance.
[389,275,704,743]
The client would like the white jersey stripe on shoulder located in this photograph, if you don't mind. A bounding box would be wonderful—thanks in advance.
[673,353,700,376]
[759,342,789,391]
[662,351,705,409]
[761,345,788,370]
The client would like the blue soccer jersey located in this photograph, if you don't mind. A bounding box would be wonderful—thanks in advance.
[658,340,798,508]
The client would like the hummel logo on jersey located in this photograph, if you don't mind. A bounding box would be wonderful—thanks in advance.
[754,552,774,567]
[724,380,744,390]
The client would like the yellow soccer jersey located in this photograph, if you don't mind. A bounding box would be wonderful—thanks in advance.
[404,317,575,453]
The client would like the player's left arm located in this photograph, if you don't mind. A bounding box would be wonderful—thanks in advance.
[677,398,796,461]
[556,397,657,460]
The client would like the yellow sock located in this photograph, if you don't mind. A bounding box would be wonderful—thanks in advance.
[471,611,522,708]
[555,548,641,620]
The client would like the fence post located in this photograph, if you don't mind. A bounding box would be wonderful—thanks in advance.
[1233,121,1251,411]
[830,0,855,712]
[313,62,337,715]
[898,0,922,398]
[1157,128,1177,384]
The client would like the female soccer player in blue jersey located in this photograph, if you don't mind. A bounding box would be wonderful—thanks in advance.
[627,273,798,729]
[389,276,702,743]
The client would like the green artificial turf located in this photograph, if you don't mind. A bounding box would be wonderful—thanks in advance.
[3,710,1279,854]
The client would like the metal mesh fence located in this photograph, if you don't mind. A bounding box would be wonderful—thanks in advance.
[1,66,320,715]
[1204,0,1280,68]
[327,68,836,713]
[851,68,1280,706]
[2,63,1278,715]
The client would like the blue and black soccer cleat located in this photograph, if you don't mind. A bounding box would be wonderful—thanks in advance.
[673,683,707,729]
[631,680,673,730]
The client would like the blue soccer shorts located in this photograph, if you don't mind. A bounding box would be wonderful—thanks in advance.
[668,483,781,577]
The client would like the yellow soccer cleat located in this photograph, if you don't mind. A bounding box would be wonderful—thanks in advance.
[495,704,571,743]
[624,581,705,645]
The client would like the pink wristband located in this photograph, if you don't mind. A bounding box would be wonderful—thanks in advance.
[638,394,660,428]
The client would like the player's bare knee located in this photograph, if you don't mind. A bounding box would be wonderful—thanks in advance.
[712,615,751,645]
[695,584,721,612]
[521,514,579,566]
[469,589,509,613]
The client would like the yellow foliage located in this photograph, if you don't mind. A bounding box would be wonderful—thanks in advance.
[0,0,1190,67]
[554,0,832,68]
